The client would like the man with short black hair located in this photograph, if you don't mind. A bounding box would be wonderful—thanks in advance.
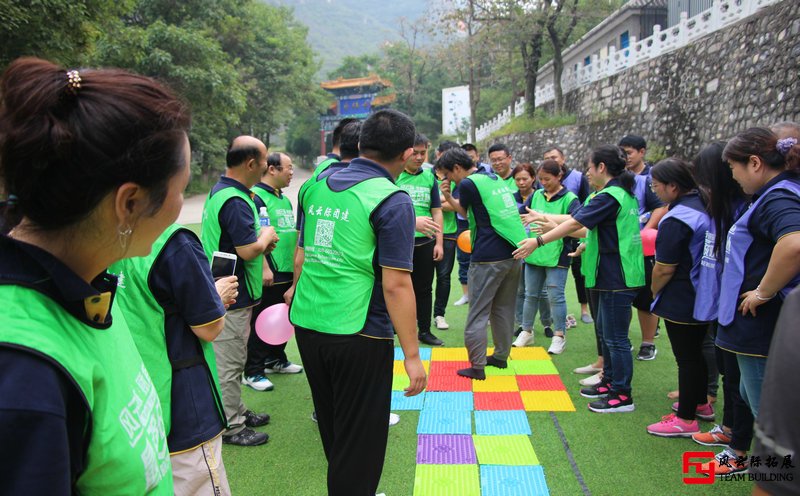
[461,143,491,173]
[487,143,518,191]
[313,118,358,179]
[288,109,427,495]
[201,136,278,446]
[438,148,527,381]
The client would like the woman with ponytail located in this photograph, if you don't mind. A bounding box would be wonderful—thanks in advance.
[516,145,644,413]
[0,58,191,494]
[716,127,800,419]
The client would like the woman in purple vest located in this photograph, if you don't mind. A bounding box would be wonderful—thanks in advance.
[644,158,713,437]
[717,127,800,420]
[690,142,753,477]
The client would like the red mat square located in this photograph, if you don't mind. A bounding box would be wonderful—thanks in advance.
[516,375,567,391]
[427,374,474,392]
[429,361,471,377]
[473,392,525,410]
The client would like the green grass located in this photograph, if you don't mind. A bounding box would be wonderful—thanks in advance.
[188,230,751,494]
[488,113,578,141]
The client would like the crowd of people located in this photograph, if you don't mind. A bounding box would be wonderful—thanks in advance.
[0,57,798,496]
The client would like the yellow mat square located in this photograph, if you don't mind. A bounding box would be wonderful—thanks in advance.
[521,391,575,411]
[510,347,551,361]
[431,348,469,361]
[394,360,430,375]
[472,375,519,393]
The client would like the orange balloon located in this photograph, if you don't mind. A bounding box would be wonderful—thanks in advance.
[457,230,472,254]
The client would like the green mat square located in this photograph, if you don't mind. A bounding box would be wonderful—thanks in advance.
[472,435,539,466]
[392,374,410,391]
[484,364,516,376]
[510,360,558,375]
[413,464,481,496]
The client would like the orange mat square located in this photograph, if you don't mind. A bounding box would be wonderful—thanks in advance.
[521,391,575,412]
[431,348,469,361]
[471,376,520,393]
[516,375,566,391]
[473,392,525,411]
[509,347,551,361]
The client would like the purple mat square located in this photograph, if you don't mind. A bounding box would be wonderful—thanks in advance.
[416,434,477,465]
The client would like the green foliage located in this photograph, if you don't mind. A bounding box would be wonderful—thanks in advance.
[286,112,323,169]
[646,143,668,163]
[488,113,577,142]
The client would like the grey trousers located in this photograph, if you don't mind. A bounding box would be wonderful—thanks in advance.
[212,307,253,435]
[464,259,521,368]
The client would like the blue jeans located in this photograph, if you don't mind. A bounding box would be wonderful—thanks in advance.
[597,290,636,394]
[521,264,566,333]
[736,354,767,417]
[517,263,553,331]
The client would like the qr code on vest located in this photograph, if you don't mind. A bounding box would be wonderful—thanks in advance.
[314,219,335,248]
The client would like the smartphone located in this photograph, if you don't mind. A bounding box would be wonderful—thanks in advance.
[211,251,237,280]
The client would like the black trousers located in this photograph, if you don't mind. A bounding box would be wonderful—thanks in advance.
[587,289,603,356]
[244,282,291,376]
[665,321,709,420]
[295,327,393,496]
[412,241,436,335]
[569,242,588,305]
[716,346,754,452]
[433,238,456,317]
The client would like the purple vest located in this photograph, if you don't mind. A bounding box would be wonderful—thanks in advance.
[651,203,711,320]
[633,174,649,228]
[718,180,800,326]
[562,169,582,197]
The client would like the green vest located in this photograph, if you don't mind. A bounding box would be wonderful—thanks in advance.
[581,185,645,288]
[397,168,437,239]
[466,173,528,249]
[525,188,578,267]
[0,286,173,495]
[201,184,263,301]
[108,224,226,438]
[253,184,298,273]
[311,156,337,180]
[503,174,519,191]
[290,177,401,334]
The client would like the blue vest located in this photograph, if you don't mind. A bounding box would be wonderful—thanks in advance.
[651,202,711,321]
[718,180,800,326]
[562,169,582,197]
[633,174,649,228]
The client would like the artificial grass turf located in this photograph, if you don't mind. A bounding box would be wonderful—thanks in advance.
[183,219,751,494]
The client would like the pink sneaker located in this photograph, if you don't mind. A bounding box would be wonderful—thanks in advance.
[671,402,715,421]
[647,413,700,437]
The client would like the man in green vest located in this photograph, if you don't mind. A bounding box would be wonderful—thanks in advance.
[312,117,358,180]
[245,152,303,382]
[438,148,528,380]
[488,143,519,192]
[287,109,426,495]
[201,136,278,446]
[397,133,445,346]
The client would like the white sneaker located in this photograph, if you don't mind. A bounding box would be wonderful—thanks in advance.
[264,360,303,374]
[579,372,603,387]
[389,413,400,426]
[434,315,450,330]
[573,363,602,375]
[547,336,566,355]
[242,374,275,391]
[512,330,533,347]
[454,295,469,306]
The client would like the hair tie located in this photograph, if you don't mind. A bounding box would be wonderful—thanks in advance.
[65,70,82,96]
[777,137,797,156]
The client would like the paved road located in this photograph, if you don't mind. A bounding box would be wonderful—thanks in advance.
[177,166,313,225]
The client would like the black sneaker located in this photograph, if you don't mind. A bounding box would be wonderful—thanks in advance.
[580,381,611,399]
[486,355,508,369]
[636,344,657,361]
[514,326,524,337]
[588,392,635,413]
[311,411,317,423]
[419,332,444,346]
[222,427,269,446]
[244,410,270,427]
[544,326,554,338]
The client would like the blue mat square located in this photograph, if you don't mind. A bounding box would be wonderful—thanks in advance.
[474,410,532,436]
[480,465,549,496]
[424,392,474,411]
[391,390,425,410]
[417,410,472,435]
[394,346,431,361]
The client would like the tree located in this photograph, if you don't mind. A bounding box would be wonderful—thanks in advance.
[327,54,382,80]
[546,0,580,114]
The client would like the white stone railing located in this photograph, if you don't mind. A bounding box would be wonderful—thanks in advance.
[475,0,782,142]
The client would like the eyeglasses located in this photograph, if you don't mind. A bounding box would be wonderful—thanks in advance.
[489,155,510,164]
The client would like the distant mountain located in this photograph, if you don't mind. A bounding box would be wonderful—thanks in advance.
[263,0,430,78]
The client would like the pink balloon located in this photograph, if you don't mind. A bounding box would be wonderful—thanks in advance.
[255,303,295,345]
[641,228,657,257]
